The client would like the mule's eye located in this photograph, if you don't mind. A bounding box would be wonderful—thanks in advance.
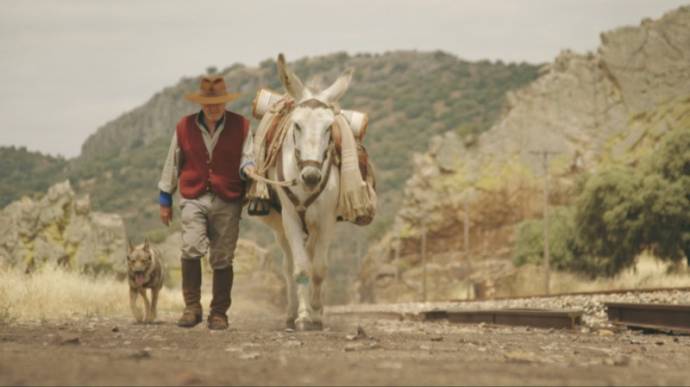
[294,123,302,132]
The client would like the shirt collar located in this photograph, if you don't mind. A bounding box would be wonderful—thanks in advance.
[197,110,225,132]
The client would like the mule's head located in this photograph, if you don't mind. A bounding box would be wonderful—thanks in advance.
[277,53,353,190]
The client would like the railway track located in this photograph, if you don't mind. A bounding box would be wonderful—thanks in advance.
[422,308,582,329]
[330,286,690,332]
[605,303,690,334]
[450,286,690,303]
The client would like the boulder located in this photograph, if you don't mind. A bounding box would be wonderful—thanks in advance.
[0,181,127,274]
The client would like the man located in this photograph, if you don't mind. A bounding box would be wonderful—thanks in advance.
[158,75,255,330]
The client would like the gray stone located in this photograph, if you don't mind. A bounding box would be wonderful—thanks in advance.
[0,181,127,274]
[434,132,464,172]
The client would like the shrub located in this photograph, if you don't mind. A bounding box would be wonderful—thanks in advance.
[514,206,577,270]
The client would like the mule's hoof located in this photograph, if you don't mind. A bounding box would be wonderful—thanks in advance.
[296,320,323,331]
[286,318,296,330]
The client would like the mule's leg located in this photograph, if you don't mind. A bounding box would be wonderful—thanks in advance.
[308,216,335,328]
[281,210,315,330]
[282,249,298,329]
[150,287,160,323]
[139,288,152,323]
[309,236,330,327]
[129,288,143,323]
[276,229,298,329]
[263,210,299,329]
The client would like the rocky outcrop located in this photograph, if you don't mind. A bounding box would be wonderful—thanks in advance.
[359,6,690,303]
[472,5,690,178]
[0,181,127,273]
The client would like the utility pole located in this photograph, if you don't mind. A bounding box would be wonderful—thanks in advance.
[421,223,427,302]
[354,239,361,265]
[463,190,470,259]
[394,232,401,282]
[529,149,560,295]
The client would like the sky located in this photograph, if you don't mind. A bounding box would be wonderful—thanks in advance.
[1,0,687,158]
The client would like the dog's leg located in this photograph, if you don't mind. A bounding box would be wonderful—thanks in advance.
[150,287,160,323]
[129,288,143,323]
[139,288,152,323]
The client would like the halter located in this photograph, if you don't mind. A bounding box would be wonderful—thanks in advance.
[293,131,331,172]
[278,130,335,237]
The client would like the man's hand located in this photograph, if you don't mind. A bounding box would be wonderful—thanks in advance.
[243,165,257,179]
[160,206,173,226]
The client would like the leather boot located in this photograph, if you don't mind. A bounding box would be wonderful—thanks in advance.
[177,259,202,328]
[208,266,233,330]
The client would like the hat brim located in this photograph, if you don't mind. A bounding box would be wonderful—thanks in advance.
[185,92,241,104]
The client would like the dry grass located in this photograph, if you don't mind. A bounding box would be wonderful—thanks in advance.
[554,254,690,293]
[0,265,183,323]
[507,254,690,296]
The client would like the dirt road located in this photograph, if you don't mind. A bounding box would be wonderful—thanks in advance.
[2,301,690,386]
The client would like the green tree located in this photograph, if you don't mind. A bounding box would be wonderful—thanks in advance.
[513,206,577,270]
[640,125,690,261]
[572,166,644,276]
[515,125,690,277]
[571,125,690,275]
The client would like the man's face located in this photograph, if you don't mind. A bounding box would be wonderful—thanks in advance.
[202,103,225,123]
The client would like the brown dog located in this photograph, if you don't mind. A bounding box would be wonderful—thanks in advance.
[127,239,164,323]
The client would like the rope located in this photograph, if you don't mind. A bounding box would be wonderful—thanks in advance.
[245,170,298,187]
[258,103,294,176]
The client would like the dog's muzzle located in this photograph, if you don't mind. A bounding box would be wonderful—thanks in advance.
[133,270,147,286]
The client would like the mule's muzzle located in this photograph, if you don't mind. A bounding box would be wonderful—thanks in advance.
[301,166,322,189]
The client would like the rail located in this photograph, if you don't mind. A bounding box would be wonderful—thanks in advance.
[605,303,690,334]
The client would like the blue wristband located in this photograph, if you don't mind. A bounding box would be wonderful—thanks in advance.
[159,191,173,207]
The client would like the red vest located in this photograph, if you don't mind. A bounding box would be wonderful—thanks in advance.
[176,111,249,201]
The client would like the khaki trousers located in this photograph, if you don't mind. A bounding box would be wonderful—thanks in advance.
[179,193,242,270]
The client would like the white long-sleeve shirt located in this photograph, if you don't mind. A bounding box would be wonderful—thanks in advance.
[158,111,255,196]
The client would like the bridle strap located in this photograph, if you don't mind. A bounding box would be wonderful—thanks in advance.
[299,159,322,170]
[277,143,334,237]
[293,131,330,171]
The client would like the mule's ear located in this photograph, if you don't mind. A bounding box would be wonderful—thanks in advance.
[277,53,305,100]
[319,68,353,104]
[127,239,134,254]
[143,238,150,251]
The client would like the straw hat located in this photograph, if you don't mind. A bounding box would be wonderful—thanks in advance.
[185,75,240,104]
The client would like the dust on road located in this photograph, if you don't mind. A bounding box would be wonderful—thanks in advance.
[1,302,689,386]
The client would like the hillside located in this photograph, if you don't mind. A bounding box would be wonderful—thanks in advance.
[66,51,540,246]
[0,146,68,207]
[357,6,690,302]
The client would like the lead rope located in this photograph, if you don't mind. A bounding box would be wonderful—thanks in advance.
[245,170,298,187]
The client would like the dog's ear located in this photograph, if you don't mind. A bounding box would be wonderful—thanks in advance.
[127,239,134,255]
[143,238,150,252]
